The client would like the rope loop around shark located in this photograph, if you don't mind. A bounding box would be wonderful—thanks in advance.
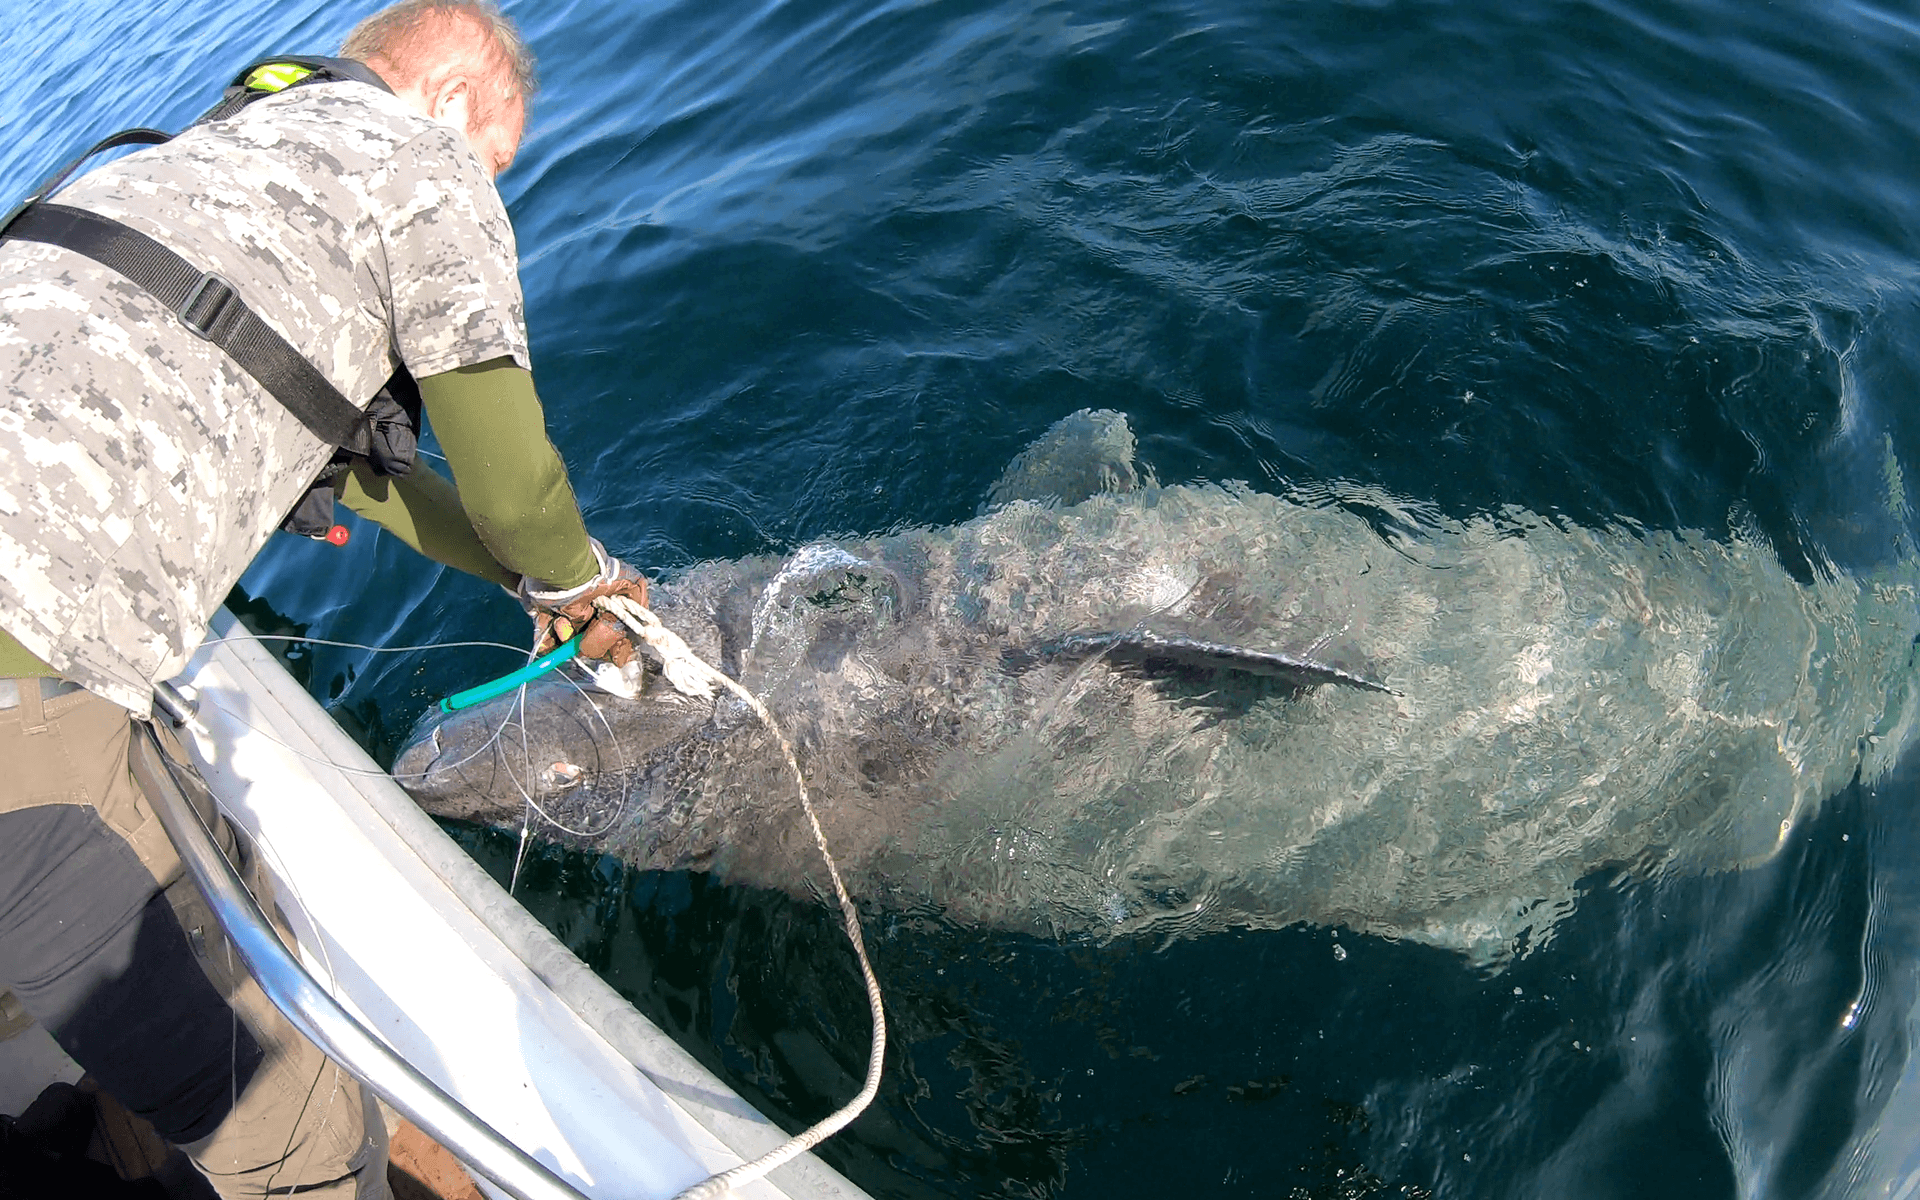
[398,409,1920,962]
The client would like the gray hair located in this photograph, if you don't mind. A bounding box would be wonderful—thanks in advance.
[341,0,538,105]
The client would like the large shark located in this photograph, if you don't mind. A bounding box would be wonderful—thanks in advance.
[395,411,1920,958]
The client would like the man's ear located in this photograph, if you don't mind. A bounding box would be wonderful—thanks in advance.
[429,76,476,133]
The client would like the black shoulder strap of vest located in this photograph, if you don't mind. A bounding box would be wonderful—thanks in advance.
[3,203,369,448]
[0,128,172,234]
[0,56,398,454]
[0,56,392,237]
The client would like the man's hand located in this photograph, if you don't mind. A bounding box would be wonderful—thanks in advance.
[518,538,651,665]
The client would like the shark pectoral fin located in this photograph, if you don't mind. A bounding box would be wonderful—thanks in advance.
[1017,630,1399,695]
[980,408,1154,513]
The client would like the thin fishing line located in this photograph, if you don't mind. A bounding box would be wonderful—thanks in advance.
[510,804,536,896]
[187,631,541,780]
[244,832,362,1173]
[192,760,357,1170]
[185,649,641,842]
[232,810,347,1009]
[228,938,239,1158]
[196,631,633,801]
[595,596,887,1200]
[206,804,348,1199]
[189,690,529,783]
[265,1039,348,1198]
[492,666,639,840]
[201,633,531,656]
[510,684,537,894]
[162,738,348,1194]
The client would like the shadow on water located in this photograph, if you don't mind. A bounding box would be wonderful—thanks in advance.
[447,733,1918,1200]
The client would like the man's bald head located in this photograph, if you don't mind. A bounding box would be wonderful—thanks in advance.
[341,1,535,174]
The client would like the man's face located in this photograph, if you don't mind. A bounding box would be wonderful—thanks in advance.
[468,93,526,177]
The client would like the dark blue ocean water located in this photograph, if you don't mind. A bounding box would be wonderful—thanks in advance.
[7,0,1920,1195]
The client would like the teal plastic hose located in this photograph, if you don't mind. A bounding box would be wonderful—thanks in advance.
[439,637,580,713]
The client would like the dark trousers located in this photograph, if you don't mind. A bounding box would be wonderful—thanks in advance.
[0,680,386,1198]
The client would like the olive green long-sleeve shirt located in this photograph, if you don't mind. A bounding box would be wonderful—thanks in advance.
[0,358,596,677]
[337,358,598,590]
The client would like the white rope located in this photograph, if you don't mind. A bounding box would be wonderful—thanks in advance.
[203,614,886,1188]
[596,595,887,1199]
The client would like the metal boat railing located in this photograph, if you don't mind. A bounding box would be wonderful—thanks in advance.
[134,682,592,1200]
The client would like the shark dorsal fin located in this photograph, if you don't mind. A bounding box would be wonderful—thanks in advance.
[1009,630,1397,695]
[981,409,1153,513]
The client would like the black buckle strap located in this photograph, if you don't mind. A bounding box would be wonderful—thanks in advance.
[179,273,237,339]
[2,203,368,451]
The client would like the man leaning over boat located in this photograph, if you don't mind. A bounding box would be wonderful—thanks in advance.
[0,2,647,1195]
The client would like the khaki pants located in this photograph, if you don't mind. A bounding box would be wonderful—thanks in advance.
[0,680,388,1199]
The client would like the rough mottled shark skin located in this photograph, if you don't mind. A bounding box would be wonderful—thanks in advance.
[396,411,1920,959]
